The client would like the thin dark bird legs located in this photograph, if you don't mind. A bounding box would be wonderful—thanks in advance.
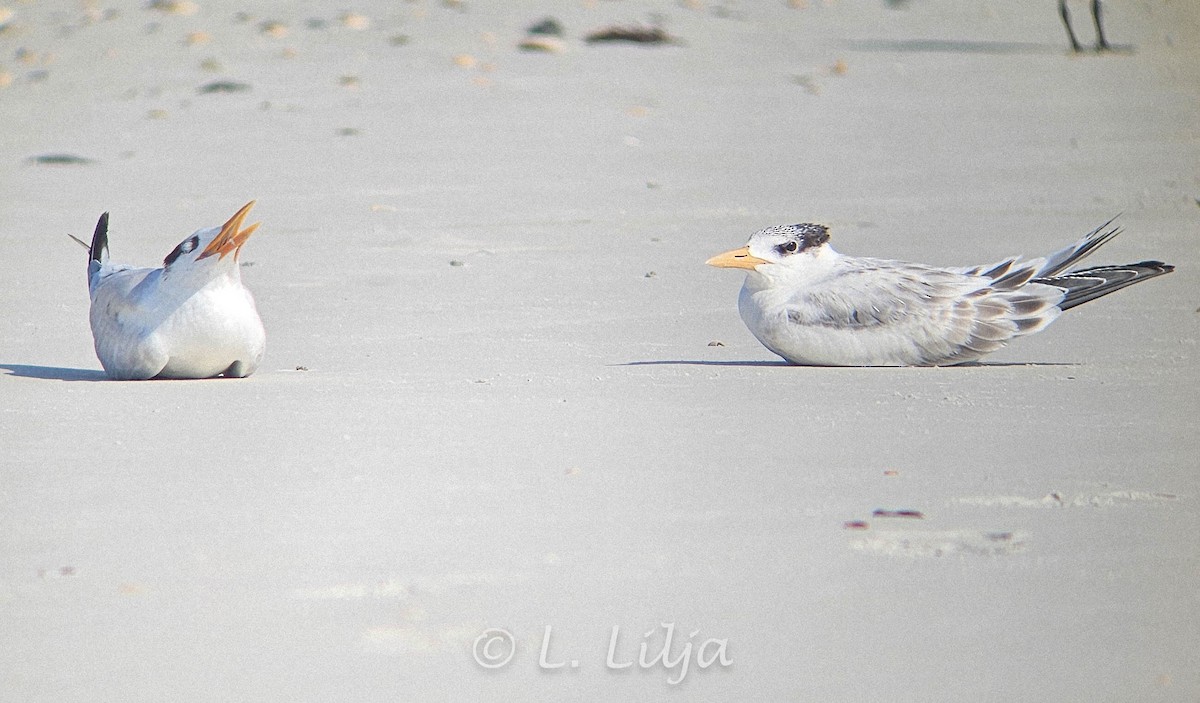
[1060,0,1111,53]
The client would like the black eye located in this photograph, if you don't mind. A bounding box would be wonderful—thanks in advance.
[779,240,799,254]
[164,235,200,267]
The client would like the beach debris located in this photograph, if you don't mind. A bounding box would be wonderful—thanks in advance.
[259,20,288,38]
[336,127,360,136]
[585,23,678,45]
[707,341,725,347]
[338,75,360,88]
[146,1,199,16]
[851,529,1027,558]
[0,7,15,34]
[197,79,251,93]
[184,30,210,45]
[295,365,309,371]
[452,53,476,68]
[843,520,869,530]
[38,566,78,578]
[791,73,821,95]
[340,12,371,30]
[644,271,657,278]
[0,71,11,88]
[449,260,466,267]
[872,509,925,519]
[883,469,899,476]
[28,153,94,166]
[519,35,565,53]
[792,58,849,95]
[527,17,563,37]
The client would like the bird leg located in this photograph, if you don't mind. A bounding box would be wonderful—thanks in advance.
[1092,0,1111,52]
[1059,0,1084,52]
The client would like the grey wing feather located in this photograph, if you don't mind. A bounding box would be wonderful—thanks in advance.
[1033,217,1122,278]
[952,217,1122,281]
[1036,261,1174,310]
[785,261,1063,365]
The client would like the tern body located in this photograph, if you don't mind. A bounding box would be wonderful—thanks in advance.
[707,220,1172,367]
[83,202,265,380]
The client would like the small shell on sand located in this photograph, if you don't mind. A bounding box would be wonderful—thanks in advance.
[340,12,370,30]
[518,36,565,53]
[452,53,476,68]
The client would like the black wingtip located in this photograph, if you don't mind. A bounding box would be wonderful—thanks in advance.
[90,212,109,264]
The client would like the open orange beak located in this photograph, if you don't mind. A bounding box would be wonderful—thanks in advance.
[706,246,766,270]
[198,200,260,261]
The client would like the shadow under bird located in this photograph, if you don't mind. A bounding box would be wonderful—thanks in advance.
[75,201,265,380]
[707,220,1172,366]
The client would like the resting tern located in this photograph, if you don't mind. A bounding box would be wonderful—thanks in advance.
[707,220,1172,366]
[77,201,265,380]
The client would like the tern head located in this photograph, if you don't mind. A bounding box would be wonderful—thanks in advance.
[162,201,260,280]
[706,223,831,272]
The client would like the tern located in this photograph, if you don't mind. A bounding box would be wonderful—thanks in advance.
[707,220,1172,366]
[76,201,266,380]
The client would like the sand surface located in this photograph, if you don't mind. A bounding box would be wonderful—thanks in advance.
[1,1,1198,701]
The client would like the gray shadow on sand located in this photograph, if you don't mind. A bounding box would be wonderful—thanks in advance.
[1,363,108,381]
[843,39,1132,56]
[622,360,1078,368]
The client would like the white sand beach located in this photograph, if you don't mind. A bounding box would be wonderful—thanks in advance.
[1,1,1197,700]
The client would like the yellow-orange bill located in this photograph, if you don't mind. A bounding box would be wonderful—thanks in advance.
[706,246,766,270]
[199,200,258,260]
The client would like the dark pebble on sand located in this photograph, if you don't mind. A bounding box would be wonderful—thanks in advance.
[872,509,925,519]
[198,80,251,94]
[28,153,94,165]
[585,24,677,45]
[527,18,564,37]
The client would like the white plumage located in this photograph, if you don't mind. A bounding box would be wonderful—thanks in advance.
[80,201,265,380]
[707,220,1172,366]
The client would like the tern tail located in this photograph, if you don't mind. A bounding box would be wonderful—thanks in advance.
[87,212,109,285]
[89,212,109,265]
[1035,261,1174,311]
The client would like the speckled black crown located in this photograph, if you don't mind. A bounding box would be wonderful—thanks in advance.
[787,223,829,248]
